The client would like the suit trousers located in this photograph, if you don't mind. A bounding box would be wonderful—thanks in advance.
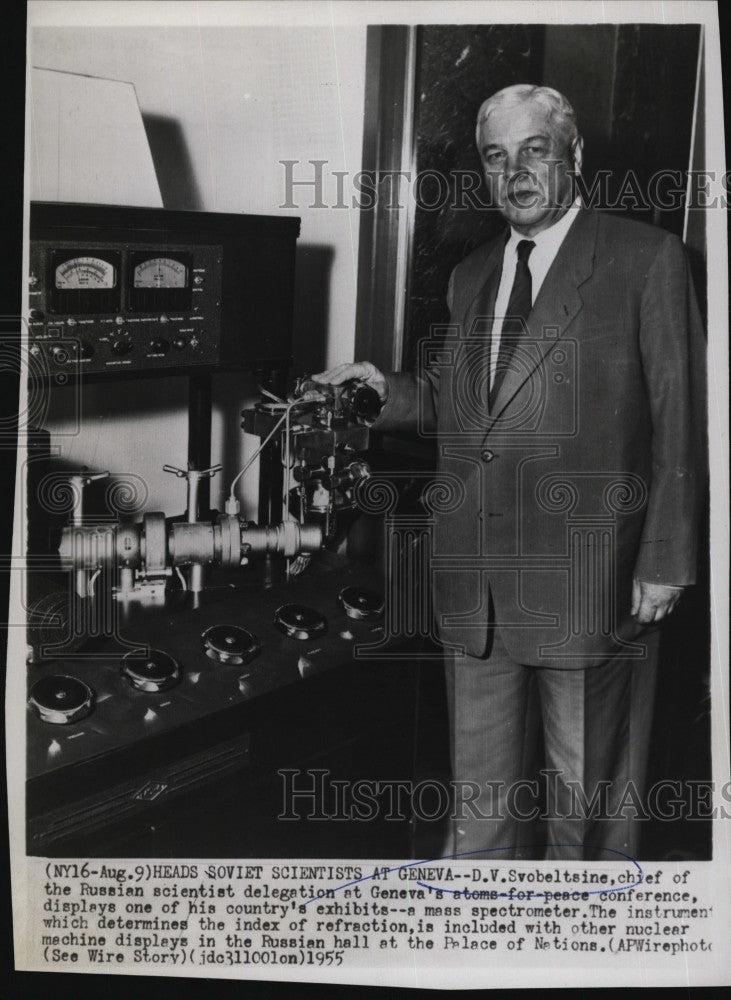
[443,625,659,862]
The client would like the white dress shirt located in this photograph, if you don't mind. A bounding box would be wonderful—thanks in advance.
[489,199,581,387]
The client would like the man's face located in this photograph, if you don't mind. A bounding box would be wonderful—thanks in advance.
[477,99,578,235]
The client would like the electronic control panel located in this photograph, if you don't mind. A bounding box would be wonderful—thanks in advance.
[29,240,223,373]
[28,202,300,378]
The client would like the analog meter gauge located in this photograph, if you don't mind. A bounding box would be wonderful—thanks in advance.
[49,250,121,313]
[128,251,193,311]
[133,257,189,288]
[55,256,117,289]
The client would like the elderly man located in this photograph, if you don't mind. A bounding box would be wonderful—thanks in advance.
[315,84,705,861]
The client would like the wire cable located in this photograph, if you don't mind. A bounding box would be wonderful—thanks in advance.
[228,399,305,505]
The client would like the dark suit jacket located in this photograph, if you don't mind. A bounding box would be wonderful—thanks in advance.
[376,208,706,667]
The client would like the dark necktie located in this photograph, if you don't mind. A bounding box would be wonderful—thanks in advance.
[491,238,535,406]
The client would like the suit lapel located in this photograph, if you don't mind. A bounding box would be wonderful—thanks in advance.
[485,208,598,429]
[461,238,505,334]
[448,237,506,428]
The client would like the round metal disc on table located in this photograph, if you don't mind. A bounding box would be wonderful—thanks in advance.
[338,586,384,622]
[28,674,94,724]
[121,649,181,692]
[202,624,260,665]
[274,603,328,641]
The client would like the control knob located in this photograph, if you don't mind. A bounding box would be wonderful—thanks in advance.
[50,344,71,364]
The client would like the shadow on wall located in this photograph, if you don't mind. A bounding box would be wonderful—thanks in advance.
[44,374,189,422]
[39,375,190,513]
[291,244,334,376]
[46,375,188,424]
[142,113,203,211]
[34,370,258,525]
[141,114,338,373]
[214,368,259,519]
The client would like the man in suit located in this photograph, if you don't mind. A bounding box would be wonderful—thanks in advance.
[314,84,705,860]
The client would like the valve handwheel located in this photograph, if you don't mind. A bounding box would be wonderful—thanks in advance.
[121,648,181,692]
[202,624,260,665]
[29,675,94,724]
[274,604,328,640]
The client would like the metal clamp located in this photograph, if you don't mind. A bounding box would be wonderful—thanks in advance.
[163,463,222,523]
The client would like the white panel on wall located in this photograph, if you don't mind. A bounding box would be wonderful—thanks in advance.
[29,68,163,206]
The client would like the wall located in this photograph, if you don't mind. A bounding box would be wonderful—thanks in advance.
[30,25,367,515]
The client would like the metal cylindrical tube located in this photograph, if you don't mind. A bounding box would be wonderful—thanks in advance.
[142,512,167,573]
[169,522,215,565]
[119,566,134,595]
[187,472,200,524]
[116,523,141,567]
[59,525,117,570]
[189,562,205,594]
[69,475,85,527]
[58,511,321,589]
[295,523,322,553]
[214,515,241,568]
[240,521,322,558]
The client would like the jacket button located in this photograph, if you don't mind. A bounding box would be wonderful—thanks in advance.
[480,448,494,462]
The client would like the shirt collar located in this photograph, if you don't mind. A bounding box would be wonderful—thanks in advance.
[505,198,582,256]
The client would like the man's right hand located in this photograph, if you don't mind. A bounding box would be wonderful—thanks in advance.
[311,361,389,403]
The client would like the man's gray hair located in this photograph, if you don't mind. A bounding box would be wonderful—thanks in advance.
[475,84,579,148]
